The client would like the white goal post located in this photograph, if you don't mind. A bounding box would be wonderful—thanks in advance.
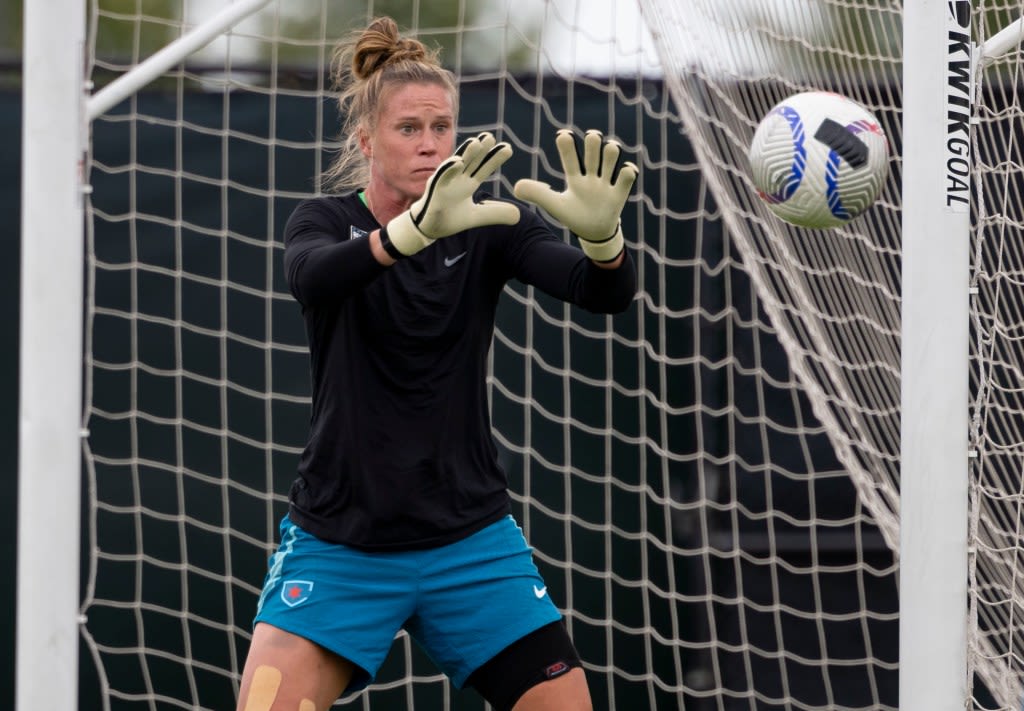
[18,1,87,709]
[19,1,1024,710]
[898,1,972,708]
[18,2,272,709]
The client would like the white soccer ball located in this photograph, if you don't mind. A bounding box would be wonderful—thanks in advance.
[748,91,889,229]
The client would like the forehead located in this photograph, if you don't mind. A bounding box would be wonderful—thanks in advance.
[378,82,454,121]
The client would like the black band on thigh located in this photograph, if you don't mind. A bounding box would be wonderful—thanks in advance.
[466,620,582,711]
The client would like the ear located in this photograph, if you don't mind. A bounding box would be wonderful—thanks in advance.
[358,127,372,159]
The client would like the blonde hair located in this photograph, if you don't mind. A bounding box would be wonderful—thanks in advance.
[322,17,459,194]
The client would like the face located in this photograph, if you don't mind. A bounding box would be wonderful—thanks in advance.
[360,82,456,207]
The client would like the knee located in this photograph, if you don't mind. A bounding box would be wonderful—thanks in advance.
[511,667,592,711]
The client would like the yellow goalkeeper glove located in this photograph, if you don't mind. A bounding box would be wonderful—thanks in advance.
[380,132,521,258]
[513,129,638,263]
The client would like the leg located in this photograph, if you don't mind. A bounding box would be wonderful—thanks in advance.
[246,516,417,707]
[236,622,355,711]
[466,621,591,711]
[412,517,587,710]
[512,667,592,711]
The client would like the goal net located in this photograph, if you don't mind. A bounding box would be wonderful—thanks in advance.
[75,0,1021,709]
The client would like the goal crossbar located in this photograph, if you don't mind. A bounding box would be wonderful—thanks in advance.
[86,0,273,120]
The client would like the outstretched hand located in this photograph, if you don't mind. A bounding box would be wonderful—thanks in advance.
[383,132,521,258]
[514,129,638,263]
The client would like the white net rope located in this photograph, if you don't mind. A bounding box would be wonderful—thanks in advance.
[639,0,1024,708]
[971,6,1024,705]
[638,0,905,550]
[83,0,1024,709]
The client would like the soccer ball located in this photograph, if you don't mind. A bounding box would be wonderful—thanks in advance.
[748,91,889,229]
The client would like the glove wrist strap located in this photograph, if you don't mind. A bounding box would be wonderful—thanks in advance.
[378,225,406,261]
[579,224,625,263]
[385,210,434,257]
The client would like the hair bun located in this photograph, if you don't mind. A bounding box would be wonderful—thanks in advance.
[351,17,429,81]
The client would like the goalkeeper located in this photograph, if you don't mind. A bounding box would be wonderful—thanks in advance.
[236,16,638,711]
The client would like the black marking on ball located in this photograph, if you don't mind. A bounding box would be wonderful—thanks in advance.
[814,118,869,168]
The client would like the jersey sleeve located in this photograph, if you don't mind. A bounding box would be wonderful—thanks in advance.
[282,197,386,308]
[501,205,638,314]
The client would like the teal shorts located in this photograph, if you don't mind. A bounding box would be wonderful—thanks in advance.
[253,514,562,693]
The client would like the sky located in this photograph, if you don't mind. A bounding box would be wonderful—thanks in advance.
[528,0,662,74]
[183,0,663,75]
[178,0,839,80]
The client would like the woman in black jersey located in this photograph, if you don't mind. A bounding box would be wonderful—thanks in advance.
[236,16,638,711]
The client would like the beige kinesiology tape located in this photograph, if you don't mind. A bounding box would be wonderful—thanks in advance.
[242,665,316,711]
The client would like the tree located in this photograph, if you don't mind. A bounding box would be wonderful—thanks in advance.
[268,1,539,71]
[91,0,183,62]
[0,2,22,62]
[79,0,539,79]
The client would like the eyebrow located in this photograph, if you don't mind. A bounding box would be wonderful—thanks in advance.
[392,113,454,123]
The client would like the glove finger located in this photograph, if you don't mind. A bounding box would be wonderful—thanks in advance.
[475,132,497,151]
[581,132,602,179]
[453,134,477,158]
[431,156,465,190]
[460,132,498,174]
[458,135,490,175]
[413,157,461,223]
[469,141,513,181]
[554,129,582,180]
[608,160,639,207]
[456,131,497,156]
[601,139,622,180]
[513,178,560,213]
[614,160,639,191]
[474,199,521,226]
[583,130,604,176]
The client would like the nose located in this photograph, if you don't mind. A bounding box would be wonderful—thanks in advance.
[418,131,441,154]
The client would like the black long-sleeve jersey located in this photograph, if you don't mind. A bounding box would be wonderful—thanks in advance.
[282,191,637,551]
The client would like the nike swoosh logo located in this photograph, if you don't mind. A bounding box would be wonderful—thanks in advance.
[444,251,467,267]
[533,585,547,599]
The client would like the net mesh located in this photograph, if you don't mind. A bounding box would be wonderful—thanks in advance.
[637,0,1024,709]
[970,6,1024,705]
[78,0,1024,709]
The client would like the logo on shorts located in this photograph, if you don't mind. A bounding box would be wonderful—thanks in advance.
[350,226,368,240]
[281,579,314,607]
[533,585,548,599]
[545,661,570,679]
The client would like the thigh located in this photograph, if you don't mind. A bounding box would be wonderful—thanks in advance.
[236,622,354,711]
[512,668,591,711]
[253,516,419,693]
[466,620,588,711]
[406,516,563,688]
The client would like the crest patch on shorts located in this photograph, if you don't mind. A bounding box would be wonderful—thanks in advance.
[280,579,314,607]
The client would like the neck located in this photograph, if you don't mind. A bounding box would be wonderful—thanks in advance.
[363,183,416,226]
